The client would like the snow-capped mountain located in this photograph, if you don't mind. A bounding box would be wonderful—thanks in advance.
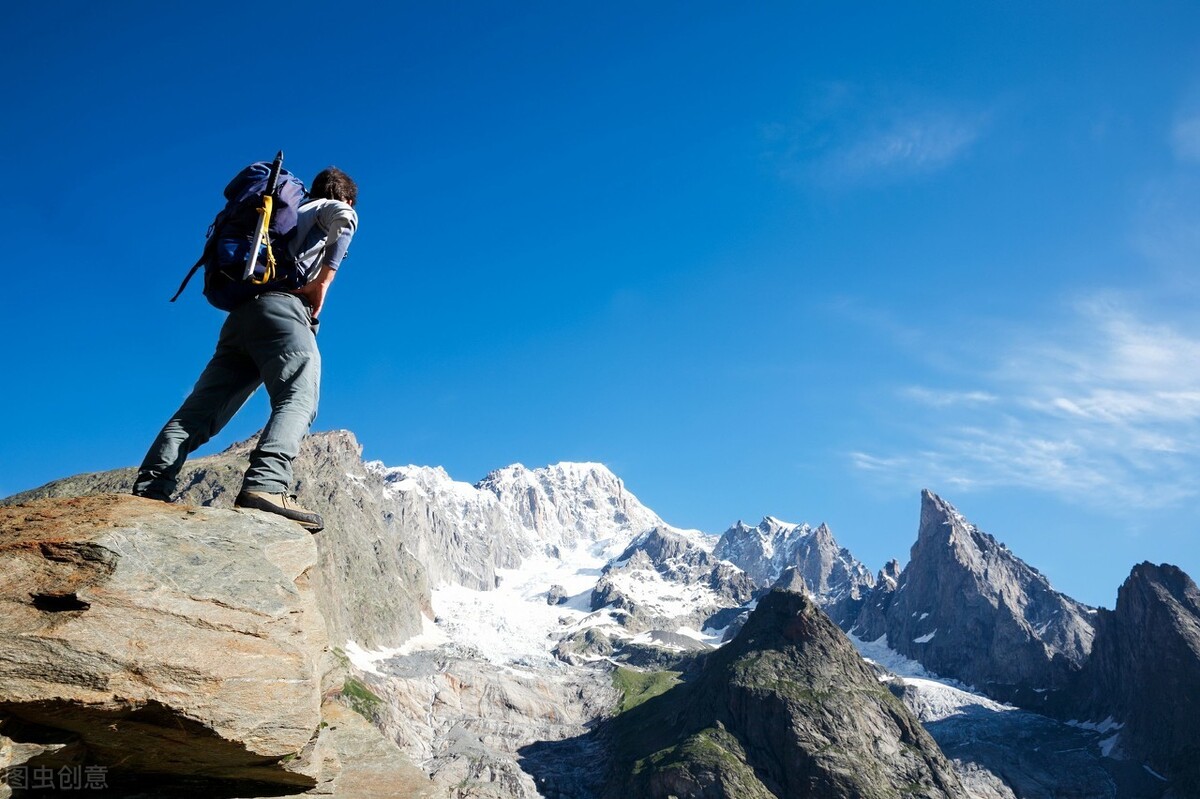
[714,516,875,605]
[374,460,665,590]
[477,462,665,549]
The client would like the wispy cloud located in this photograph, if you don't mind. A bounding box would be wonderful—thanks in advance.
[853,297,1200,510]
[834,112,983,179]
[764,84,990,185]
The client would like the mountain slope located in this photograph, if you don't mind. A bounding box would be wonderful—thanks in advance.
[598,589,966,799]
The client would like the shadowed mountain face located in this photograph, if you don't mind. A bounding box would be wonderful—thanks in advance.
[593,590,966,799]
[850,490,1096,709]
[1076,562,1200,793]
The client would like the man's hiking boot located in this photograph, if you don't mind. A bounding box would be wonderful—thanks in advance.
[235,490,324,533]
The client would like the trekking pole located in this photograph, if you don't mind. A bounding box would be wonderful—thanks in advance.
[243,150,284,281]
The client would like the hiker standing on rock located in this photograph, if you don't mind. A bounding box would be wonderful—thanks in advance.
[132,161,358,533]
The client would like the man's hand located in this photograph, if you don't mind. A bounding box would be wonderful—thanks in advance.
[292,265,337,318]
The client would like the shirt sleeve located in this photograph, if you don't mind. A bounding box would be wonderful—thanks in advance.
[316,202,358,271]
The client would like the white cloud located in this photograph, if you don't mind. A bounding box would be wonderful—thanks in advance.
[853,298,1200,510]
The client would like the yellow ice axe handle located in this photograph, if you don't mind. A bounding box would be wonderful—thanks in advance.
[242,194,275,283]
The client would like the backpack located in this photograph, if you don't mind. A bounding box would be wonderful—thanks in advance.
[171,156,309,311]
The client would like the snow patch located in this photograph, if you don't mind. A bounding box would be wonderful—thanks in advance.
[1099,733,1120,758]
[849,633,1012,723]
[913,630,937,643]
[1067,716,1123,733]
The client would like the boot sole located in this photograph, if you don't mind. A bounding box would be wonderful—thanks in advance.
[235,493,325,533]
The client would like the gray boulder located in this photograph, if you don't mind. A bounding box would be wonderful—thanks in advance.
[0,494,326,787]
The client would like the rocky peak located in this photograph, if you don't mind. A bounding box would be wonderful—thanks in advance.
[612,526,713,570]
[714,515,874,609]
[860,490,1096,707]
[879,558,902,586]
[597,589,966,798]
[1075,562,1200,789]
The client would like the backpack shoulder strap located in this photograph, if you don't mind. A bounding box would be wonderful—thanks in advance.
[170,252,206,303]
[170,213,222,302]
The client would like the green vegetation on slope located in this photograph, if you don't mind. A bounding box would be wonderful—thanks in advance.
[613,667,682,713]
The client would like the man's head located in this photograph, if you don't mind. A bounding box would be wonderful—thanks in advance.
[310,167,358,207]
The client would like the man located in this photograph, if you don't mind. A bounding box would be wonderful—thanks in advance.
[132,167,359,532]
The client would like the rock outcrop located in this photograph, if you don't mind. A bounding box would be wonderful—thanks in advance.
[1074,562,1200,792]
[596,590,966,799]
[0,493,434,797]
[6,432,432,651]
[850,491,1095,707]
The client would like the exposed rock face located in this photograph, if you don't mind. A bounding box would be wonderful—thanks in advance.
[590,527,754,634]
[852,559,903,642]
[597,590,966,799]
[372,652,619,799]
[5,432,432,651]
[715,517,874,613]
[376,464,523,591]
[853,491,1095,707]
[1075,563,1200,792]
[0,494,326,787]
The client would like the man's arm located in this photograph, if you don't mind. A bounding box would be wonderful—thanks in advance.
[292,201,356,319]
[294,264,337,319]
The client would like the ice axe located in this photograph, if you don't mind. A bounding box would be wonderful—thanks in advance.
[243,150,284,283]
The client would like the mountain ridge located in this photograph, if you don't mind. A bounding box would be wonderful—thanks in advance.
[4,429,1198,797]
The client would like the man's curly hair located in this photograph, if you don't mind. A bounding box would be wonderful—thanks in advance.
[310,167,358,206]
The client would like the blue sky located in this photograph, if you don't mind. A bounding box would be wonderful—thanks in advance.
[4,2,1200,608]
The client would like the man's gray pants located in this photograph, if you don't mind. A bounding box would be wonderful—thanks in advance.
[134,292,320,500]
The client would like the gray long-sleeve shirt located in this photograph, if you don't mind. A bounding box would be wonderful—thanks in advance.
[289,198,358,281]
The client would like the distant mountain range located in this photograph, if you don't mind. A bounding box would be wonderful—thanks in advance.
[6,430,1198,798]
